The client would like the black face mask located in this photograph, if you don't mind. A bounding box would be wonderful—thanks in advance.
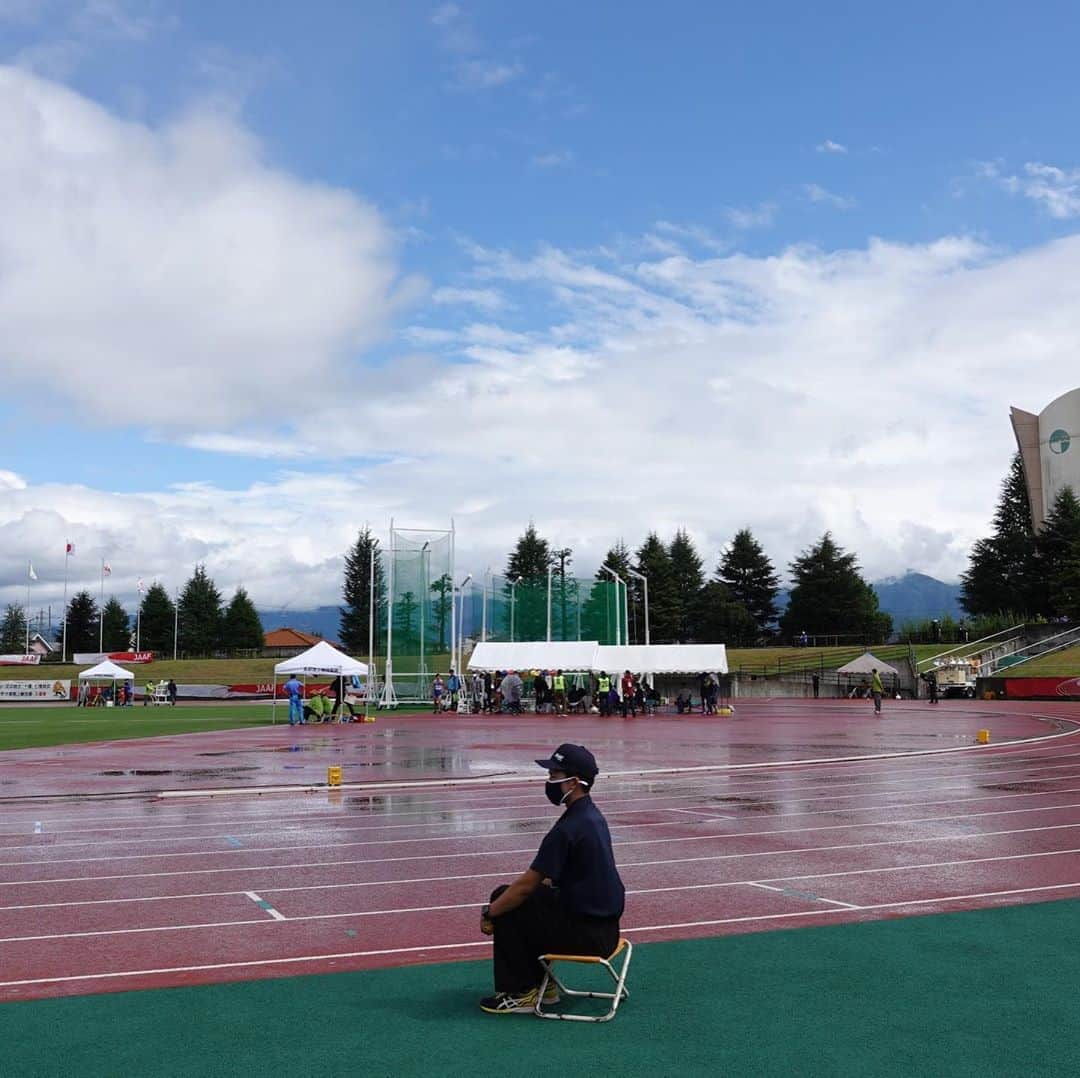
[545,779,571,806]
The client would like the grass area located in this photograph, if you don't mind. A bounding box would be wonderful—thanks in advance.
[0,704,275,751]
[1002,644,1080,678]
[2,899,1078,1077]
[725,643,953,674]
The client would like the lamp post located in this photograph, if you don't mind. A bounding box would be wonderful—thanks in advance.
[599,564,626,646]
[419,540,430,680]
[546,564,554,642]
[367,537,379,720]
[481,568,491,642]
[626,567,649,646]
[455,573,472,677]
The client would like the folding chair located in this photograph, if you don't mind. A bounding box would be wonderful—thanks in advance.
[534,937,632,1022]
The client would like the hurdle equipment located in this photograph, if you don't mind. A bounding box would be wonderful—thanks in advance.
[534,937,632,1022]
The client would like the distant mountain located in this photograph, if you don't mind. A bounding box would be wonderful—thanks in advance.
[872,572,963,625]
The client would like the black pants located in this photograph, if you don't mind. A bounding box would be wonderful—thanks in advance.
[489,885,620,993]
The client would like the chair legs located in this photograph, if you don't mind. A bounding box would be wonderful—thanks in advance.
[535,938,632,1022]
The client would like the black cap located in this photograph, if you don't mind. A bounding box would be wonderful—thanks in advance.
[535,743,598,783]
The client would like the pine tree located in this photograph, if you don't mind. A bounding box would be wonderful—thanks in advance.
[139,583,176,656]
[718,528,780,638]
[339,527,386,654]
[505,524,554,641]
[65,591,99,654]
[669,530,706,642]
[430,574,452,651]
[780,533,892,642]
[178,565,223,658]
[1040,487,1080,619]
[634,533,676,643]
[960,454,1045,617]
[596,540,632,642]
[696,581,758,645]
[395,590,419,650]
[100,597,130,651]
[223,587,265,653]
[552,547,574,641]
[0,604,28,653]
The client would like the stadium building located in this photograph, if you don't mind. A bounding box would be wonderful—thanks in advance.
[1011,386,1080,532]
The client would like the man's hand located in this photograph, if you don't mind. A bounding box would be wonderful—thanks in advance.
[480,904,494,936]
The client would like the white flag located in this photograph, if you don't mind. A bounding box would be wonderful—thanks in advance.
[28,562,37,581]
[102,562,112,576]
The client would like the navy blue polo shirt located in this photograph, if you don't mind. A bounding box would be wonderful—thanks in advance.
[531,795,625,918]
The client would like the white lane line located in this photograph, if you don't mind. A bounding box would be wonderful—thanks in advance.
[7,795,1080,872]
[6,843,1080,913]
[664,808,736,820]
[9,744,1080,837]
[244,891,286,921]
[2,818,1079,893]
[745,881,860,910]
[4,878,1079,990]
[0,940,494,990]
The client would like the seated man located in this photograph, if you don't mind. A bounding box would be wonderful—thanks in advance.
[675,689,693,714]
[479,743,625,1014]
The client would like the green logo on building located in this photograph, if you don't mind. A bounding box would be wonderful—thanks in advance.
[1049,429,1071,455]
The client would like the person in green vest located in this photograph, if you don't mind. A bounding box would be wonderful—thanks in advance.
[871,668,884,717]
[552,670,567,714]
[144,679,155,707]
[596,671,612,716]
[303,689,331,724]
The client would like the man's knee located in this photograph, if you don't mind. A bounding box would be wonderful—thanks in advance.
[489,883,510,902]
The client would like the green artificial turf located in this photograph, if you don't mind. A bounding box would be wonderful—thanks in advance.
[0,704,275,751]
[2,898,1078,1077]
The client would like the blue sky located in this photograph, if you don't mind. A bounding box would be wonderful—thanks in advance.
[2,0,1080,611]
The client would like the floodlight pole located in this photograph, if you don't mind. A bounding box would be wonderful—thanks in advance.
[510,576,522,642]
[449,518,456,679]
[546,565,553,642]
[380,518,397,708]
[173,586,179,661]
[455,573,472,680]
[481,568,491,642]
[599,564,625,646]
[419,541,430,680]
[367,536,378,722]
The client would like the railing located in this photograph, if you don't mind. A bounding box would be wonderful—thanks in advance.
[983,624,1080,675]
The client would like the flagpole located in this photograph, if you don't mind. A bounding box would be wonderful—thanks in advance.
[62,546,71,664]
[99,559,105,652]
[25,563,31,656]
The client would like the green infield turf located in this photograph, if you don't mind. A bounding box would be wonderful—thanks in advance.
[0,704,275,751]
[2,898,1077,1077]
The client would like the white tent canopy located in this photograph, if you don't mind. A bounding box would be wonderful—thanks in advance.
[78,659,135,681]
[593,644,728,675]
[274,641,368,677]
[468,641,600,673]
[835,652,900,677]
[468,642,728,675]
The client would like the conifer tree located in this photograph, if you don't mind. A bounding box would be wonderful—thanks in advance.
[696,581,758,645]
[178,565,223,658]
[505,524,554,641]
[339,527,385,654]
[1040,487,1080,620]
[634,533,676,643]
[65,591,99,654]
[0,604,28,653]
[780,533,892,642]
[223,587,265,653]
[668,530,706,642]
[718,528,781,637]
[960,454,1045,617]
[430,573,452,651]
[100,597,130,652]
[139,583,176,656]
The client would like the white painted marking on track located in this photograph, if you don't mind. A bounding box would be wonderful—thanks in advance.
[746,881,860,910]
[244,891,286,921]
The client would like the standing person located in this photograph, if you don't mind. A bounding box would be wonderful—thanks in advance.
[533,670,549,714]
[620,670,636,717]
[284,674,305,726]
[552,670,566,715]
[502,670,524,713]
[596,671,611,716]
[167,679,177,707]
[478,742,625,1014]
[432,674,445,713]
[871,667,884,716]
[811,673,820,699]
[926,670,939,705]
[484,670,495,713]
[448,669,462,711]
[143,679,154,707]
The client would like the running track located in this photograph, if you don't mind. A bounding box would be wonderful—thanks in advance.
[1,699,1078,1003]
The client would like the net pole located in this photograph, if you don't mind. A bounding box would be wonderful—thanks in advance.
[450,518,456,676]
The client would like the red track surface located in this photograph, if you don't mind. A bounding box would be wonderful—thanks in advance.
[1,699,1078,1003]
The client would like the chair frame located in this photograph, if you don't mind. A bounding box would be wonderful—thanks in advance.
[534,937,632,1022]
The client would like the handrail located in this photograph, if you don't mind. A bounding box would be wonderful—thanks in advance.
[983,624,1080,674]
[915,623,1027,669]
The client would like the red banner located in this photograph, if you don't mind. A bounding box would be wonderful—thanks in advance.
[73,651,155,665]
[1005,676,1080,699]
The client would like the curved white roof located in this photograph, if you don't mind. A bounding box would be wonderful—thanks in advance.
[274,640,368,677]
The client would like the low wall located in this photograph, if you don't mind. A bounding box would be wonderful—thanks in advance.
[978,675,1080,701]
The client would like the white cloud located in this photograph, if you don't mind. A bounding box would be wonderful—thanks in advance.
[454,58,523,89]
[817,138,848,154]
[1003,161,1080,219]
[432,286,507,312]
[531,148,574,168]
[725,203,776,230]
[804,183,856,209]
[0,66,407,431]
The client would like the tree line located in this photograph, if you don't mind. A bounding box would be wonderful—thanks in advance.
[960,453,1080,623]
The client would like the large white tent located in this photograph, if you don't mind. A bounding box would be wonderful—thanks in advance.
[273,641,369,723]
[835,652,900,676]
[468,641,600,673]
[593,644,728,675]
